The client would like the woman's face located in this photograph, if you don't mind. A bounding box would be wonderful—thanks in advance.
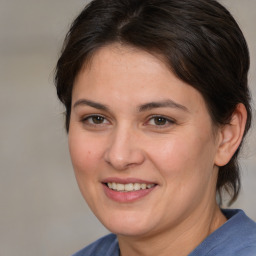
[69,44,221,238]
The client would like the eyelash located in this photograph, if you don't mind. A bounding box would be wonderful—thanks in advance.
[81,114,110,126]
[80,114,176,129]
[146,115,176,128]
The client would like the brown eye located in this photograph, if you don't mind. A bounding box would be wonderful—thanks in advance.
[83,115,108,125]
[91,116,105,124]
[146,115,175,128]
[153,117,167,125]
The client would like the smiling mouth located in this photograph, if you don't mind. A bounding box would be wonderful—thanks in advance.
[105,182,156,192]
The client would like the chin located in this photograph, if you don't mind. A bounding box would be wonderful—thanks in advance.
[99,212,155,237]
[107,224,152,237]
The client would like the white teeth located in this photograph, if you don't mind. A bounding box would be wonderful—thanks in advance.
[116,183,125,191]
[124,183,133,191]
[141,183,146,189]
[134,183,141,191]
[106,182,155,192]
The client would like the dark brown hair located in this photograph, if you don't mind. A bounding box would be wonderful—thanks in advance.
[55,0,252,204]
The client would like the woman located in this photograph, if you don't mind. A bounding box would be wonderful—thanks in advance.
[55,0,256,255]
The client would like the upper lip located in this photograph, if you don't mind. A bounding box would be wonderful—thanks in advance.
[101,177,157,185]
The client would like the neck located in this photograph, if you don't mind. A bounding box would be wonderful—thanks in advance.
[118,203,227,256]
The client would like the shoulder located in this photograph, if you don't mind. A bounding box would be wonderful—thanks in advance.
[72,233,119,256]
[189,209,256,256]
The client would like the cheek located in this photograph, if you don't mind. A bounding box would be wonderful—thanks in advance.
[68,130,106,206]
[153,134,217,214]
[68,130,103,176]
[149,132,216,182]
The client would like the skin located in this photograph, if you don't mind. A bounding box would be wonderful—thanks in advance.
[68,43,234,256]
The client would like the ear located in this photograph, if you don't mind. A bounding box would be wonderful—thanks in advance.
[214,103,247,167]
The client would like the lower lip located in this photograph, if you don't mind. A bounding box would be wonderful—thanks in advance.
[102,184,156,203]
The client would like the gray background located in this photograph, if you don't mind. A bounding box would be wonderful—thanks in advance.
[0,1,255,255]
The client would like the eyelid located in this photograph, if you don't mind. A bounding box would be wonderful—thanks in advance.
[80,113,176,129]
[81,114,111,125]
[145,115,176,127]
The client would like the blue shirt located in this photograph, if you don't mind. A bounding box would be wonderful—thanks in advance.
[72,209,256,256]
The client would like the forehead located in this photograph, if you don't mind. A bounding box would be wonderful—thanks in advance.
[80,43,170,79]
[73,44,208,114]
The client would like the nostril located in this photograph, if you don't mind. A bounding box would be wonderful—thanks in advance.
[103,132,145,170]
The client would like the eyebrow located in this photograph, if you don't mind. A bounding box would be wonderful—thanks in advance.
[73,98,189,113]
[138,99,189,112]
[73,99,110,111]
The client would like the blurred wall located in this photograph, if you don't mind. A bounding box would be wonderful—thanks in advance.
[0,1,255,255]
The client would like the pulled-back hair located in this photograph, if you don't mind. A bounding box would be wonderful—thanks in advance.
[55,0,252,204]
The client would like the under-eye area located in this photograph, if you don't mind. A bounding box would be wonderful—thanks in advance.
[104,182,157,192]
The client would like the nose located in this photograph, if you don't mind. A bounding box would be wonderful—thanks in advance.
[104,126,145,170]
